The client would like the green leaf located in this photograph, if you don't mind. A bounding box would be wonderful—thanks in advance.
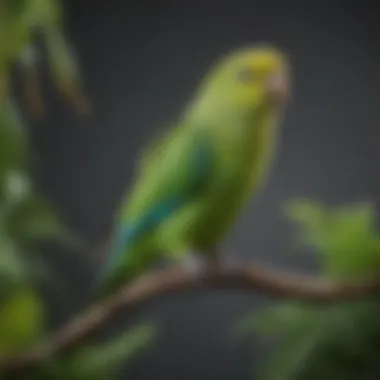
[3,170,31,205]
[237,303,321,337]
[259,327,322,380]
[0,287,45,356]
[44,27,90,115]
[4,0,29,18]
[284,199,380,279]
[5,193,85,251]
[284,200,333,253]
[322,202,380,278]
[70,323,156,379]
[284,199,328,225]
[247,298,380,380]
[0,102,27,177]
[0,233,28,296]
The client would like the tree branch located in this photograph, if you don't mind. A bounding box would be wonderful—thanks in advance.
[1,262,380,375]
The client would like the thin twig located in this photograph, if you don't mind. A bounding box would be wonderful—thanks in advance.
[1,263,380,375]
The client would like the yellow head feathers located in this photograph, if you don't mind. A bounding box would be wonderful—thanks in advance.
[227,45,288,72]
[197,44,292,112]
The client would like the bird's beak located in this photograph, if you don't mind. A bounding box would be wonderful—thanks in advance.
[267,71,292,106]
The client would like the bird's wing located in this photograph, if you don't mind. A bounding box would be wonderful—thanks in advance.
[102,126,215,280]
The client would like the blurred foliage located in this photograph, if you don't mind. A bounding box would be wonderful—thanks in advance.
[284,200,380,279]
[25,323,155,380]
[66,323,155,380]
[0,2,153,379]
[241,200,380,380]
[0,287,44,356]
[0,0,90,118]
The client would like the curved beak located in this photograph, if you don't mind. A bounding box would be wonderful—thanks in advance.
[267,71,292,106]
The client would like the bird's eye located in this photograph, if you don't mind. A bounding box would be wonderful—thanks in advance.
[236,67,256,83]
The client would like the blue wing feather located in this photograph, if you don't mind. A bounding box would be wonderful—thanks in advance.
[101,196,185,279]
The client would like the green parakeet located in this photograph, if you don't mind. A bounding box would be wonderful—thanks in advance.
[98,45,292,297]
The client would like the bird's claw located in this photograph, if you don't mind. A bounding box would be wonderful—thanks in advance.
[181,252,207,280]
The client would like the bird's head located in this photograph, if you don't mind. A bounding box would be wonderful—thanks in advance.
[197,44,292,115]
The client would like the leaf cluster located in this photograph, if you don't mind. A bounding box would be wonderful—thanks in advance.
[244,200,380,380]
[0,2,153,379]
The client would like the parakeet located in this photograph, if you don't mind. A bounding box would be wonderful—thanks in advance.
[98,44,292,297]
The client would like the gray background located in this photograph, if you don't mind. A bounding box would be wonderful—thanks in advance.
[32,1,380,379]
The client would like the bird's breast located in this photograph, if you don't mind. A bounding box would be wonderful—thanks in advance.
[215,114,278,192]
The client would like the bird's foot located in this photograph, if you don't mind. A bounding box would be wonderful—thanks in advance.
[181,252,208,280]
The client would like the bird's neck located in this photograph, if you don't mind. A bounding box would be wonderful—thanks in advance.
[183,96,244,127]
[183,94,280,135]
[183,96,282,169]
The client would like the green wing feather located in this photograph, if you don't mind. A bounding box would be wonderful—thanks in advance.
[98,125,214,296]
